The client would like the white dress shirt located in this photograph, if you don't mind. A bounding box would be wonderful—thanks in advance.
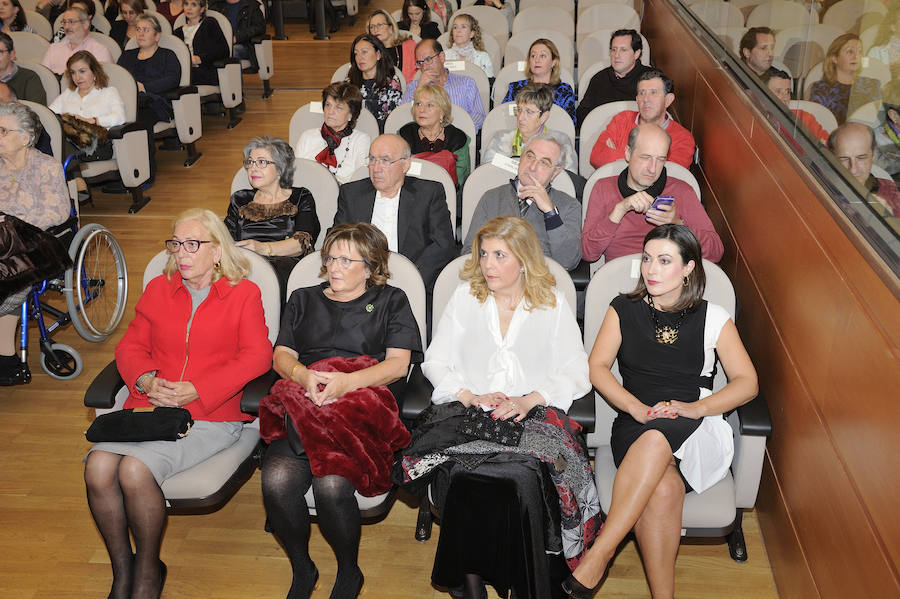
[423,284,590,412]
[49,86,127,128]
[294,128,371,184]
[371,189,401,252]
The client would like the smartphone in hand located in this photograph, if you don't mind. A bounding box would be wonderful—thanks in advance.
[645,195,674,221]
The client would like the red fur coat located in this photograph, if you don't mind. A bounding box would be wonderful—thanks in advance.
[259,355,411,496]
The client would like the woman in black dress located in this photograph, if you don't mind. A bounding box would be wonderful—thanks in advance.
[397,0,439,40]
[174,0,229,86]
[564,225,758,598]
[259,223,422,599]
[223,136,319,299]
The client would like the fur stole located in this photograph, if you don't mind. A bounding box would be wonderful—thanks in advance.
[259,355,411,496]
[60,113,109,155]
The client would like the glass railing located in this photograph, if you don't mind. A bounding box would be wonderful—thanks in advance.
[673,0,900,272]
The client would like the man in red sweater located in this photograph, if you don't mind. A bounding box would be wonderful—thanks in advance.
[765,68,830,144]
[589,69,696,169]
[582,123,724,263]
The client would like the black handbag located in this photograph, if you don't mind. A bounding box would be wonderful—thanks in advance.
[85,407,194,443]
[457,405,525,447]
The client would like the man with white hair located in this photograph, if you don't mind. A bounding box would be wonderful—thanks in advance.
[41,7,112,75]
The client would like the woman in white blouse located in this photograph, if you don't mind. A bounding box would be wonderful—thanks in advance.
[294,82,370,184]
[443,13,493,78]
[50,50,127,129]
[420,215,592,599]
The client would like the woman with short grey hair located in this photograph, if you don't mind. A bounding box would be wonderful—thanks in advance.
[224,136,320,299]
[0,101,70,385]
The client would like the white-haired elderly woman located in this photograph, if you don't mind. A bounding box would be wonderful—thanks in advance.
[224,136,320,298]
[84,208,272,599]
[0,101,70,386]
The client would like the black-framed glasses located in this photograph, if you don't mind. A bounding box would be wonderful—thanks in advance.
[415,53,440,68]
[243,158,276,169]
[323,255,367,268]
[165,239,211,253]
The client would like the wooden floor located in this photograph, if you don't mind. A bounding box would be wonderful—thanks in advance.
[0,9,779,599]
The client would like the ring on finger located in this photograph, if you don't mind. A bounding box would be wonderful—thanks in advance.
[664,400,671,406]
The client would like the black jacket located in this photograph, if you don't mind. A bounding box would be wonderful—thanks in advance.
[209,0,266,44]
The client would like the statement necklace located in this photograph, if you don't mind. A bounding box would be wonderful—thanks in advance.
[647,295,686,345]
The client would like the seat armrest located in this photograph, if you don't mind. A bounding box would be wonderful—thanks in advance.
[568,390,595,433]
[165,85,199,100]
[107,122,146,139]
[240,369,280,416]
[84,360,124,409]
[401,363,433,422]
[250,33,270,42]
[213,57,242,68]
[569,259,591,291]
[735,393,771,437]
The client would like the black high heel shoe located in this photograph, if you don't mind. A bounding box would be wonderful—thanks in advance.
[561,574,598,599]
[157,561,167,599]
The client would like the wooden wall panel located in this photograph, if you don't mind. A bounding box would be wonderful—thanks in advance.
[641,0,900,596]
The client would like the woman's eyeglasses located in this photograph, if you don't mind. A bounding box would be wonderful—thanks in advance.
[243,158,276,169]
[323,255,367,268]
[0,126,24,137]
[165,239,211,253]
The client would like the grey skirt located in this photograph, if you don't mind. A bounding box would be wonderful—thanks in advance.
[86,420,244,484]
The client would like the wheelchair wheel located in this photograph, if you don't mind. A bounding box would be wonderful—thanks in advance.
[64,224,129,343]
[39,343,83,380]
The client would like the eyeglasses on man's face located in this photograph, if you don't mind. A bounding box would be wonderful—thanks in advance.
[521,150,556,170]
[415,53,439,68]
[366,155,406,168]
[243,158,276,169]
[61,18,86,25]
[165,239,212,253]
[323,255,367,268]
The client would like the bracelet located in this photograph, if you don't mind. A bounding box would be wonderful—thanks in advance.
[266,242,273,257]
[290,363,302,382]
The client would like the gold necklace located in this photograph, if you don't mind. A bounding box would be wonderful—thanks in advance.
[647,296,686,345]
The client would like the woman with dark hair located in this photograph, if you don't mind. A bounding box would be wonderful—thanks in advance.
[224,136,320,298]
[109,0,146,48]
[398,82,470,185]
[396,216,597,599]
[295,82,370,183]
[84,208,272,599]
[397,0,439,40]
[346,33,403,130]
[502,38,576,125]
[259,223,422,599]
[366,9,417,82]
[563,225,758,598]
[174,0,229,86]
[0,0,34,33]
[155,0,184,26]
[809,33,881,125]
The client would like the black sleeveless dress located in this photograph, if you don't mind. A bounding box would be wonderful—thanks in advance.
[609,294,714,483]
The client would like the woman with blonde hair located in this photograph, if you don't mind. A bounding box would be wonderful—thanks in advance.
[444,13,493,78]
[366,8,418,82]
[397,216,598,599]
[810,33,881,124]
[84,207,272,599]
[398,82,471,185]
[502,38,576,124]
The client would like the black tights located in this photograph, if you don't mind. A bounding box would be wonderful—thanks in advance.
[261,439,363,599]
[84,451,166,599]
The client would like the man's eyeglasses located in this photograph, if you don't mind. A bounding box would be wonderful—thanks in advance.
[60,18,86,25]
[323,255,367,268]
[366,155,406,168]
[165,239,212,253]
[243,158,276,169]
[415,53,440,68]
[0,126,24,137]
[521,150,556,170]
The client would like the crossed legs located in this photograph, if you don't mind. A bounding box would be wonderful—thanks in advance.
[84,450,167,599]
[570,430,685,598]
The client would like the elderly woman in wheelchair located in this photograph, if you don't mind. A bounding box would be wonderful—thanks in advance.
[564,225,758,598]
[258,223,422,599]
[83,208,272,599]
[0,101,70,386]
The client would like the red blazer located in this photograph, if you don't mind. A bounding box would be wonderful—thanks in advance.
[115,274,272,422]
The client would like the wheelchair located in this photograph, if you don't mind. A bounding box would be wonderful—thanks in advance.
[15,210,128,382]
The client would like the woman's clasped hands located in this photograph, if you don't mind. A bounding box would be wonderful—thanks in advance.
[460,390,544,422]
[294,365,358,407]
[635,399,706,423]
[144,376,199,408]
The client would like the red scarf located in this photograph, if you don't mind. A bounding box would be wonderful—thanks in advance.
[314,123,352,168]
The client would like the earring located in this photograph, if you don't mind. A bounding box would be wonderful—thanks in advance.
[683,276,689,287]
[520,267,525,273]
[214,261,222,270]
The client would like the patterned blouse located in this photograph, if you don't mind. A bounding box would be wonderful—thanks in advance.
[359,76,403,130]
[503,80,577,125]
[0,148,70,230]
[809,76,881,125]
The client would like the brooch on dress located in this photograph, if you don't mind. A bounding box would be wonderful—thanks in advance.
[365,304,374,312]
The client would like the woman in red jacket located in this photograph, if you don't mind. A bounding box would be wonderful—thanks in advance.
[83,208,272,599]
